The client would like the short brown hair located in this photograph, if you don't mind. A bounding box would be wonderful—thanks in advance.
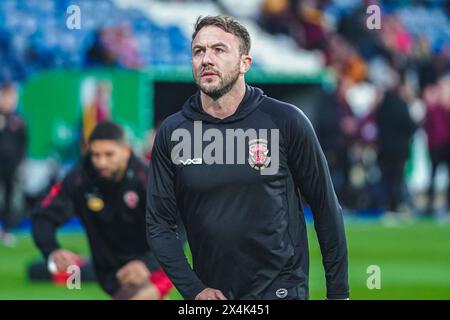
[192,15,251,55]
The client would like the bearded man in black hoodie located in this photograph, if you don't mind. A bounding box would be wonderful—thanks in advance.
[146,15,349,300]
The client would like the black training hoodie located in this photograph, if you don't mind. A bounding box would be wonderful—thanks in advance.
[147,85,349,300]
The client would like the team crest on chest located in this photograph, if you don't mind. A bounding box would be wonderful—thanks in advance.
[248,139,271,170]
[124,191,139,209]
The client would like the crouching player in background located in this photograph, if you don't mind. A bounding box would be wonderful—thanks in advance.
[32,121,173,299]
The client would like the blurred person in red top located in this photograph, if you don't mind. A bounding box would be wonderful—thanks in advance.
[0,82,27,247]
[423,77,450,217]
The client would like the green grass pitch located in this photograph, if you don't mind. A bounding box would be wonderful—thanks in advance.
[1,220,449,299]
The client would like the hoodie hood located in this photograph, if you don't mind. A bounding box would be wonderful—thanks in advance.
[181,85,265,124]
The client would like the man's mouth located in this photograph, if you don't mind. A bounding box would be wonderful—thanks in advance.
[202,71,218,77]
[99,169,111,177]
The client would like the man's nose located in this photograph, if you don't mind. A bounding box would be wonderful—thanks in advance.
[201,49,214,66]
[97,157,108,168]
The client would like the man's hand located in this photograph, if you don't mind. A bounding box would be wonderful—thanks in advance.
[112,282,161,300]
[195,288,227,300]
[49,249,82,273]
[116,260,150,287]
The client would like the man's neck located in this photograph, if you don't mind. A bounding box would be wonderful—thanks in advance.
[200,78,246,120]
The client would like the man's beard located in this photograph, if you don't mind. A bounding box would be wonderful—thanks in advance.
[196,64,240,100]
[95,168,121,183]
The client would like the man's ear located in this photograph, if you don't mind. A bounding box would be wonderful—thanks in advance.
[240,55,252,74]
[123,143,132,159]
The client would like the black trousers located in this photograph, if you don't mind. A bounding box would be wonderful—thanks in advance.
[378,155,408,213]
[0,171,15,232]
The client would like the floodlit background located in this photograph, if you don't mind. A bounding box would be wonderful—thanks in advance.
[0,0,449,299]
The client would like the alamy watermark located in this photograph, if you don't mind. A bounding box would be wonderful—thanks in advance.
[170,121,280,175]
[366,4,381,30]
[66,4,81,30]
[48,260,82,290]
[66,265,81,290]
[366,265,381,290]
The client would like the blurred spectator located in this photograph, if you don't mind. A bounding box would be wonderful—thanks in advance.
[378,15,413,57]
[423,77,450,217]
[336,0,382,59]
[417,47,450,92]
[293,0,330,50]
[85,25,141,69]
[325,34,368,84]
[85,29,119,67]
[375,73,417,216]
[341,47,368,83]
[258,0,294,36]
[114,24,141,69]
[258,0,332,51]
[335,76,379,209]
[0,82,27,246]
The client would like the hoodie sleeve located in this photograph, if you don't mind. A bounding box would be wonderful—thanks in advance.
[131,164,162,272]
[286,107,349,299]
[146,125,206,300]
[31,172,77,259]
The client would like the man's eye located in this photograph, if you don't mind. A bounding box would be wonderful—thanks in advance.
[215,48,224,53]
[194,49,203,55]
